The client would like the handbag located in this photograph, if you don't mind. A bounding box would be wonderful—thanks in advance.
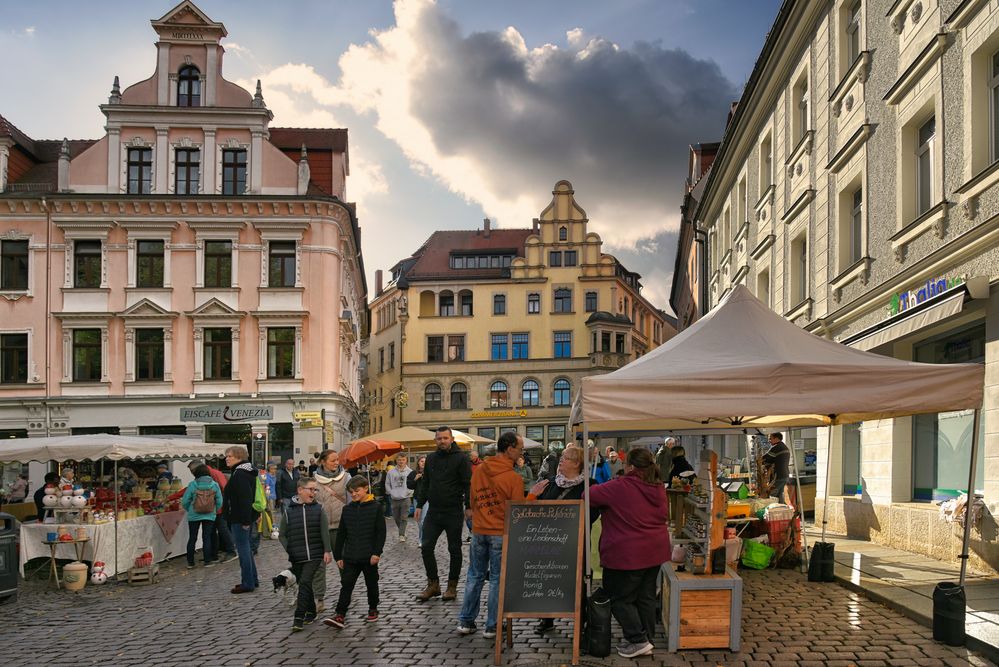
[585,587,612,657]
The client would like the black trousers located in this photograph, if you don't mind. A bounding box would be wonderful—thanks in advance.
[602,565,659,644]
[290,559,321,621]
[335,560,379,615]
[421,509,464,582]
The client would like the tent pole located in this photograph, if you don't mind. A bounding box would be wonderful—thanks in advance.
[959,409,982,587]
[788,436,809,573]
[820,418,836,545]
[113,463,119,583]
[582,424,591,598]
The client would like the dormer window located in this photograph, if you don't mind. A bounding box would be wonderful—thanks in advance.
[178,66,201,107]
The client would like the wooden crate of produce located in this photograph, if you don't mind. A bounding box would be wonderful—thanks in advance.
[661,563,742,652]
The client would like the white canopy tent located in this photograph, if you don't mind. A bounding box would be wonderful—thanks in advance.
[572,285,984,582]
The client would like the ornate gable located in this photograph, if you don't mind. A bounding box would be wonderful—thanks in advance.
[186,297,245,318]
[118,298,178,320]
[152,1,227,43]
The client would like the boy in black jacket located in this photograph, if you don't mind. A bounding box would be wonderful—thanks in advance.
[323,476,386,628]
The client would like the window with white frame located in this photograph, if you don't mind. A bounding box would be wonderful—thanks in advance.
[792,73,810,144]
[266,327,295,379]
[268,241,297,288]
[135,328,165,381]
[845,0,862,69]
[991,50,999,164]
[74,240,102,288]
[136,240,165,288]
[759,132,773,196]
[127,147,153,195]
[73,329,102,382]
[0,239,28,291]
[203,327,233,380]
[849,187,863,264]
[790,233,808,305]
[916,116,935,217]
[204,240,233,288]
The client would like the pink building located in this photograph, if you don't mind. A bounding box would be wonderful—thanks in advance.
[0,2,366,464]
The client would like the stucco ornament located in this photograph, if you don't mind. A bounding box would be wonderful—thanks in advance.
[844,94,854,113]
[910,2,923,23]
[891,14,905,34]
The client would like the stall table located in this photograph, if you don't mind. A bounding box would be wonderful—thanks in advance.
[661,562,742,652]
[39,538,89,588]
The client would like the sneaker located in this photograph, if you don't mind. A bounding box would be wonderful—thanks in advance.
[400,535,407,542]
[291,619,304,632]
[186,563,195,570]
[457,621,477,635]
[315,599,325,613]
[483,627,497,639]
[366,609,379,622]
[617,641,654,658]
[204,560,217,568]
[303,612,316,625]
[464,535,471,542]
[223,552,239,563]
[323,615,345,629]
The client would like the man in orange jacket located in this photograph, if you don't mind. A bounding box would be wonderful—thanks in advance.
[456,431,525,639]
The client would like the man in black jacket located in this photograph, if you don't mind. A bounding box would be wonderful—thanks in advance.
[763,432,792,503]
[417,426,471,603]
[222,445,260,594]
[277,458,299,511]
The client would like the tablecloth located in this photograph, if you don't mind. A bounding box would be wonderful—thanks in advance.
[20,512,197,577]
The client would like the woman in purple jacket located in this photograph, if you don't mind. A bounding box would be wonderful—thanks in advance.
[588,448,670,660]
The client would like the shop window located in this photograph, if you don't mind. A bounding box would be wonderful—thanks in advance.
[511,333,529,360]
[424,383,442,411]
[127,147,152,194]
[139,425,186,435]
[491,334,508,360]
[548,424,566,448]
[74,240,102,288]
[71,426,120,435]
[527,293,540,314]
[842,423,862,495]
[266,327,295,378]
[478,426,496,441]
[585,291,597,312]
[221,148,247,195]
[204,240,232,288]
[553,331,572,358]
[0,240,28,291]
[450,382,468,410]
[203,327,232,380]
[136,240,165,288]
[72,329,101,382]
[135,328,164,381]
[490,381,508,407]
[175,148,201,194]
[553,378,571,406]
[522,380,540,407]
[268,241,296,288]
[0,333,28,384]
[526,425,544,441]
[427,335,444,363]
[177,65,201,107]
[493,294,506,315]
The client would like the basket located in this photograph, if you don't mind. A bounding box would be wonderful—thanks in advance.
[134,555,153,568]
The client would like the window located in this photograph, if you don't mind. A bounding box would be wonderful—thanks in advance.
[849,187,863,264]
[554,288,572,313]
[490,381,508,408]
[757,269,771,308]
[549,251,562,267]
[792,74,809,144]
[512,333,529,359]
[564,250,577,267]
[559,226,567,241]
[842,423,862,495]
[72,329,101,382]
[204,240,232,288]
[175,148,200,194]
[427,336,444,363]
[439,292,455,317]
[266,328,295,378]
[992,50,999,164]
[737,177,747,225]
[478,426,496,440]
[268,241,296,288]
[522,380,540,407]
[791,234,808,304]
[447,335,464,362]
[0,333,27,384]
[424,383,442,411]
[616,333,626,354]
[74,240,102,288]
[204,327,232,380]
[553,331,571,358]
[127,147,152,194]
[846,0,862,67]
[493,294,506,315]
[388,342,395,369]
[378,347,385,373]
[916,116,935,217]
[585,291,597,312]
[1,240,28,291]
[759,133,773,196]
[491,334,508,361]
[450,382,468,410]
[601,332,611,352]
[553,379,571,406]
[136,240,164,288]
[222,149,247,195]
[390,398,396,417]
[460,292,473,316]
[134,329,164,381]
[527,293,540,314]
[177,65,201,107]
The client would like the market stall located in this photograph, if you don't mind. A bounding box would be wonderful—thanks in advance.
[571,285,984,651]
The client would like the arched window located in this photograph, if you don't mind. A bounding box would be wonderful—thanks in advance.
[450,382,468,410]
[553,379,571,406]
[439,290,455,316]
[554,288,572,313]
[522,379,540,407]
[490,381,508,408]
[559,226,568,241]
[424,383,442,411]
[178,65,201,107]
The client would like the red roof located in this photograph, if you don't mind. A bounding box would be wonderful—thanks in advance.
[404,228,535,280]
[269,127,347,152]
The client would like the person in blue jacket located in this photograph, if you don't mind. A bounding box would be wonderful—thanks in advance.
[590,443,612,485]
[180,464,223,568]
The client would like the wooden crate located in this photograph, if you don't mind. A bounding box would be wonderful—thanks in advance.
[661,563,742,652]
[127,564,159,586]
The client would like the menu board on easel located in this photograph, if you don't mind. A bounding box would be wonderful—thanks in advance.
[494,500,584,665]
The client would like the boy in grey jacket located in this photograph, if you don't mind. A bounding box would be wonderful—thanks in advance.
[279,478,333,631]
[385,454,413,541]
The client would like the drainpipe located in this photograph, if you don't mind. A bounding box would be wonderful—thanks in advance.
[41,196,52,437]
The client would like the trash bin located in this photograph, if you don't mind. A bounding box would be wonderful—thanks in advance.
[0,512,18,602]
[932,581,966,647]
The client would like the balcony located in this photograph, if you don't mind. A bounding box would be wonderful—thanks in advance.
[589,351,630,370]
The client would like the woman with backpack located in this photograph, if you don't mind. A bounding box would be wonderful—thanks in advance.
[181,463,223,569]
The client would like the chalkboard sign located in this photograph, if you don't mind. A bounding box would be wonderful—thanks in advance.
[495,500,584,665]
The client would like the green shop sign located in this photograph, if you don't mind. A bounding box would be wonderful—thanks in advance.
[888,275,964,316]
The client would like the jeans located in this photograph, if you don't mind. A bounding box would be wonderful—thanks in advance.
[335,560,379,615]
[421,509,464,582]
[291,559,321,621]
[214,515,234,557]
[458,533,503,631]
[311,528,339,601]
[417,502,428,544]
[602,565,660,644]
[186,519,215,565]
[390,498,410,536]
[250,520,261,554]
[772,478,788,503]
[230,522,259,590]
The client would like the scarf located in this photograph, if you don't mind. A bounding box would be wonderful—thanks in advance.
[554,471,584,488]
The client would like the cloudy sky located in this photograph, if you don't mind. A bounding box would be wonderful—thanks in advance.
[0,0,780,312]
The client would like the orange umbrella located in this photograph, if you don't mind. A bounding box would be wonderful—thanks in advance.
[340,438,403,469]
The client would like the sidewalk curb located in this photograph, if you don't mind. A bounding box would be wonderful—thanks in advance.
[831,573,999,665]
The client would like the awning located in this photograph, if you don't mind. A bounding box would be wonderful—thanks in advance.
[847,290,966,352]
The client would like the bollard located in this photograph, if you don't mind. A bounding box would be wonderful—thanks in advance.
[932,581,966,647]
[808,542,836,582]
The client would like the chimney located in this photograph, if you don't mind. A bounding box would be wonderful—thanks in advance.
[297,143,310,195]
[58,139,70,192]
[532,218,540,234]
[375,269,383,296]
[483,218,491,238]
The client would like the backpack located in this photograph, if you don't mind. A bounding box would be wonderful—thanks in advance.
[192,486,216,514]
[252,475,267,513]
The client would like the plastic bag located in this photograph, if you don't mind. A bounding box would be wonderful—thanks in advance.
[741,538,774,569]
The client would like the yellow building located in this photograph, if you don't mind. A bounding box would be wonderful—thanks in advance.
[364,180,674,449]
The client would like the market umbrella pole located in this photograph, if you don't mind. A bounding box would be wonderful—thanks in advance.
[113,464,119,583]
[582,425,591,598]
[819,419,835,545]
[959,409,982,586]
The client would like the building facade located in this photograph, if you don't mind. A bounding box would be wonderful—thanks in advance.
[670,142,718,331]
[0,2,366,467]
[675,0,999,571]
[365,181,674,450]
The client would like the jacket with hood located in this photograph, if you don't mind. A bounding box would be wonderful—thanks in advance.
[407,467,429,506]
[314,466,349,529]
[386,464,414,501]
[667,455,695,487]
[222,460,259,525]
[279,496,332,563]
[424,443,472,515]
[470,455,525,536]
[180,475,223,522]
[334,496,387,563]
[588,472,670,570]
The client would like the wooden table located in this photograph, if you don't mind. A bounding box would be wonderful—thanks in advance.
[661,562,742,652]
[726,516,761,537]
[40,538,89,589]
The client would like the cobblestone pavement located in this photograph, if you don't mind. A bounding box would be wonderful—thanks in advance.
[1,518,995,666]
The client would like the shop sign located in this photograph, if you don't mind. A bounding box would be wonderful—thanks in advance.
[887,275,964,316]
[324,420,336,444]
[471,409,528,419]
[180,404,274,423]
[293,411,323,428]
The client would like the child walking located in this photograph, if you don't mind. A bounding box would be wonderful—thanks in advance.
[279,478,333,631]
[323,476,386,628]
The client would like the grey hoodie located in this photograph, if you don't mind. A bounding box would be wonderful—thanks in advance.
[386,465,413,501]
